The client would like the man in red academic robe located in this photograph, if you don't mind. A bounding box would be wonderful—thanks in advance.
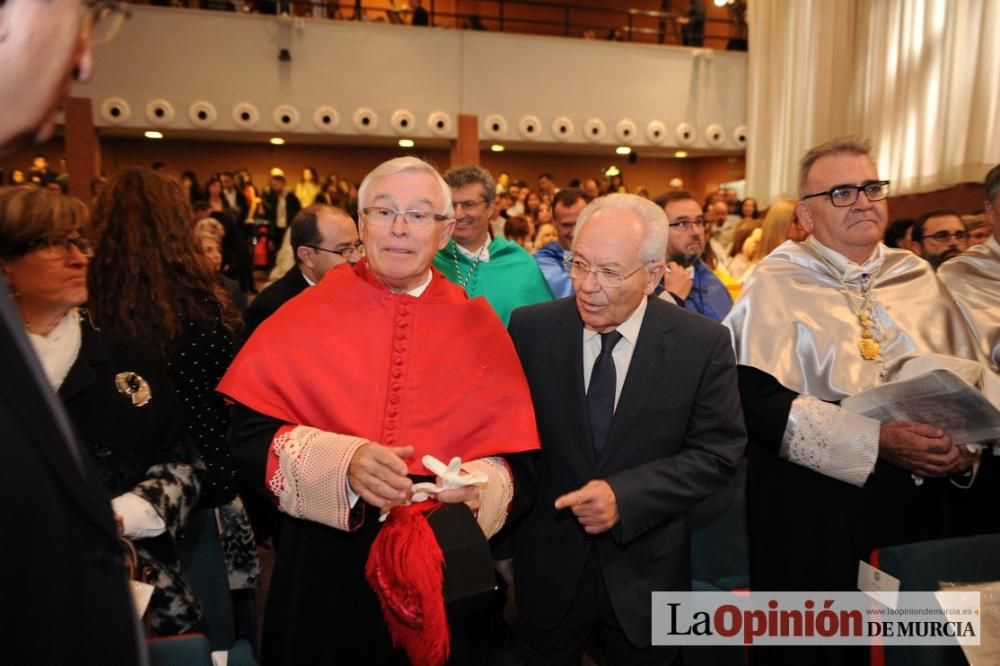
[219,156,540,665]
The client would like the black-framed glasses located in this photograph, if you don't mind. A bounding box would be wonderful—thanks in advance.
[362,206,449,227]
[23,235,95,259]
[802,180,890,208]
[563,257,651,288]
[919,230,969,243]
[969,228,993,242]
[83,0,130,47]
[304,241,364,258]
[453,199,487,212]
[668,216,708,232]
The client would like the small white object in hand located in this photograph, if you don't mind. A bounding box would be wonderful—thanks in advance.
[411,455,488,501]
[378,455,489,522]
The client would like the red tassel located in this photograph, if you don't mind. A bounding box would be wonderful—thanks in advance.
[366,501,450,666]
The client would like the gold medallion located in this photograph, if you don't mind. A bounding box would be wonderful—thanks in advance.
[858,338,881,361]
[115,372,152,407]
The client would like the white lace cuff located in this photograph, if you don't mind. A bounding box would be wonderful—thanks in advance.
[780,396,880,487]
[463,456,514,539]
[268,426,368,531]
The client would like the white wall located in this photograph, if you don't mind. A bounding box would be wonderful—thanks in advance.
[75,6,747,151]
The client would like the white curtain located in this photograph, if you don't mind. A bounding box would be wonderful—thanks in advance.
[746,0,1000,204]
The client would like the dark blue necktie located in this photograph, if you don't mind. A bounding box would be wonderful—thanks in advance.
[587,330,622,455]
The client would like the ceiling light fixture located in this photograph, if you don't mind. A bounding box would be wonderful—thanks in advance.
[269,137,286,145]
[398,139,415,148]
[144,130,163,139]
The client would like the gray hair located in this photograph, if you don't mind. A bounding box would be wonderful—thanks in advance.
[443,165,496,204]
[985,164,1000,205]
[572,193,668,263]
[798,136,874,197]
[357,156,453,218]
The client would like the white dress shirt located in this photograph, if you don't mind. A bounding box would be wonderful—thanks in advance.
[276,195,288,229]
[582,295,648,410]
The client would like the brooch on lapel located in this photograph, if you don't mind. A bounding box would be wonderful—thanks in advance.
[115,372,152,407]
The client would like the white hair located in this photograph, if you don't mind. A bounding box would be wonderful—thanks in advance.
[572,193,669,262]
[357,156,453,218]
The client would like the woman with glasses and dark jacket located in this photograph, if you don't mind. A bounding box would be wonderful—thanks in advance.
[0,186,205,636]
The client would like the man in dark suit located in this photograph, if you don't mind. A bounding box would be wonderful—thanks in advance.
[508,193,745,665]
[221,171,250,223]
[261,174,302,267]
[244,204,362,339]
[0,0,144,661]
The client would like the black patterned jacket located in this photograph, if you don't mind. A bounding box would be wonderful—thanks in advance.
[60,317,205,636]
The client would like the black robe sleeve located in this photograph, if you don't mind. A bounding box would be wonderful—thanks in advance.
[737,365,798,454]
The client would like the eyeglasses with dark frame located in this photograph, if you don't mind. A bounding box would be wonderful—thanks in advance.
[801,180,891,208]
[362,207,450,227]
[303,241,364,258]
[562,257,652,288]
[918,230,969,244]
[667,216,708,232]
[969,228,993,243]
[14,235,95,260]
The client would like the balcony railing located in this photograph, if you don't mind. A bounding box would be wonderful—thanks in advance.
[142,0,749,50]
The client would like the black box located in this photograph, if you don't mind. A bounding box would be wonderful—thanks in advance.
[425,502,497,617]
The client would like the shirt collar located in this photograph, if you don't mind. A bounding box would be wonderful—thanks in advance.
[455,238,491,263]
[806,235,885,282]
[406,269,434,297]
[301,268,316,287]
[583,294,648,347]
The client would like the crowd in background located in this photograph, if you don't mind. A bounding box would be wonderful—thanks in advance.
[4,153,994,303]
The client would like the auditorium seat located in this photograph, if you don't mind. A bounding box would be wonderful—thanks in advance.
[869,532,1000,666]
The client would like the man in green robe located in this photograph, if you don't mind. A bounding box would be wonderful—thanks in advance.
[434,165,552,325]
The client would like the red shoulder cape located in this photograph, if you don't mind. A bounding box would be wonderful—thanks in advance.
[218,261,540,475]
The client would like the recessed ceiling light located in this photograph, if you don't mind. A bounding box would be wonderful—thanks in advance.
[398,139,415,148]
[491,144,505,152]
[615,146,631,155]
[674,150,688,158]
[144,131,163,139]
[269,137,286,145]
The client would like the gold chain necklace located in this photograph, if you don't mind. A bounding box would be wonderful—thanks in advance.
[805,245,883,361]
[451,240,486,290]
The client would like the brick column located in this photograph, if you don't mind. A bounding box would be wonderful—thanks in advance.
[63,97,101,202]
[449,113,479,167]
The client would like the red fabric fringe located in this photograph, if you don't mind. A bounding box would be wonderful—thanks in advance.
[366,501,450,666]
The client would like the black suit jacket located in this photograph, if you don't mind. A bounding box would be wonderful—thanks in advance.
[243,266,309,340]
[508,296,745,648]
[223,187,250,223]
[0,285,142,664]
[261,190,302,230]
